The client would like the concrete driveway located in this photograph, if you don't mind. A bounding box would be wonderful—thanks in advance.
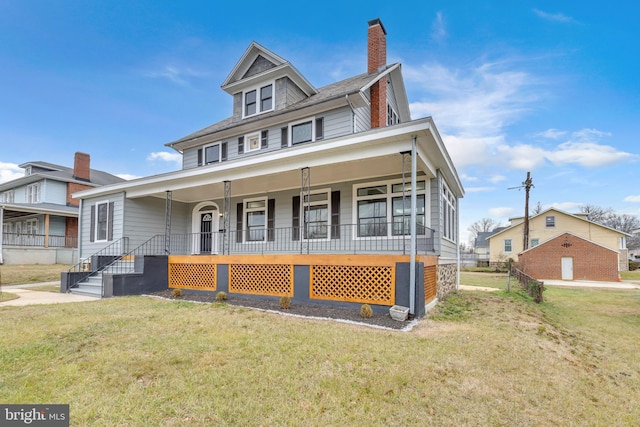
[0,282,99,307]
[540,279,640,290]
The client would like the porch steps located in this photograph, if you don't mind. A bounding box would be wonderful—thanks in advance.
[69,274,103,297]
[69,259,136,297]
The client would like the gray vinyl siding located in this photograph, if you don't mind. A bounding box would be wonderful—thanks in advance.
[183,105,357,171]
[80,192,125,257]
[353,105,371,132]
[123,197,190,249]
[430,176,441,256]
[48,216,66,236]
[434,171,458,262]
[277,77,307,110]
[41,179,67,204]
[387,80,400,123]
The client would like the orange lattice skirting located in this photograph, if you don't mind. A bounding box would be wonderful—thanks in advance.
[167,254,439,307]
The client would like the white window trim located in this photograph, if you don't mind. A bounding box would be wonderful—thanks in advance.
[202,142,222,164]
[244,132,261,152]
[25,218,38,234]
[26,182,41,203]
[352,178,428,240]
[300,188,331,241]
[545,215,556,228]
[287,116,317,146]
[243,196,268,243]
[242,81,275,119]
[94,200,110,242]
[504,239,513,253]
[442,180,457,243]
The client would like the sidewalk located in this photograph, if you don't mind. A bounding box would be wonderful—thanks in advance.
[0,282,99,307]
[540,279,640,290]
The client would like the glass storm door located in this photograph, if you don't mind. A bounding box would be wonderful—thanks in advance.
[200,213,213,253]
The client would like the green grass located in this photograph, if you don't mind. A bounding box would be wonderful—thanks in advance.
[0,264,68,285]
[460,271,508,289]
[1,285,639,426]
[0,291,19,302]
[620,269,640,282]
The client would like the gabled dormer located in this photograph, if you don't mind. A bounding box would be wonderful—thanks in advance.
[221,42,318,121]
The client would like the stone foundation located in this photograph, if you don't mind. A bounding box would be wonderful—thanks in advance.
[437,263,457,299]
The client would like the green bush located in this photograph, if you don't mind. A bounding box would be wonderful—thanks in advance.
[360,304,373,318]
[279,296,291,310]
[629,260,639,271]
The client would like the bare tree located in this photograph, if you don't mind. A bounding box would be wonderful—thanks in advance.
[467,217,501,246]
[580,204,640,250]
[579,204,614,223]
[531,201,544,215]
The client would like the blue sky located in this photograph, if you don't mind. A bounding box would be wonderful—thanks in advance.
[1,1,638,242]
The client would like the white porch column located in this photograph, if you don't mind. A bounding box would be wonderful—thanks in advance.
[409,136,417,315]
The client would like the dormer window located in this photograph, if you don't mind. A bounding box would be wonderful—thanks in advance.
[243,83,274,117]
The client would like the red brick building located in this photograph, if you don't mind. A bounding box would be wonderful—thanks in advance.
[518,232,619,282]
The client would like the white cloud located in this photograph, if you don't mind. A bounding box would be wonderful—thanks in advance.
[548,201,582,212]
[461,173,478,182]
[465,186,494,193]
[624,195,640,203]
[431,12,447,42]
[489,207,515,218]
[496,144,548,170]
[533,9,576,23]
[536,128,567,140]
[0,162,23,184]
[147,151,182,164]
[116,174,140,181]
[143,65,206,86]
[489,175,506,183]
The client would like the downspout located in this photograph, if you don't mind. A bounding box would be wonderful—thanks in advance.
[345,94,357,133]
[409,136,417,315]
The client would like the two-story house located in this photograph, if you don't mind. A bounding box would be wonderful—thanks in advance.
[63,19,464,318]
[0,152,124,264]
[487,208,629,281]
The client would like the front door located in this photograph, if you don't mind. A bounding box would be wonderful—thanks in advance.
[561,257,573,280]
[200,213,213,253]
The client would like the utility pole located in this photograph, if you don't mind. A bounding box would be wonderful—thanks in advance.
[508,172,534,251]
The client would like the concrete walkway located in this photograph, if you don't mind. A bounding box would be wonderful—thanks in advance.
[0,282,99,307]
[540,279,640,290]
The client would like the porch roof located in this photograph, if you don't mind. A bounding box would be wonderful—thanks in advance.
[0,203,78,219]
[73,117,464,203]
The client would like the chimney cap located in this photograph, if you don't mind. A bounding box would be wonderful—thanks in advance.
[368,18,387,35]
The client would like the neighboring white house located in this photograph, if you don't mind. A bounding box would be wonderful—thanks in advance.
[64,19,464,318]
[0,152,123,264]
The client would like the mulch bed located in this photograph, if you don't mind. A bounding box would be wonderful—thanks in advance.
[147,290,416,331]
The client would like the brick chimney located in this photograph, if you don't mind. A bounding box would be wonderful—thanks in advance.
[368,18,387,129]
[73,152,90,182]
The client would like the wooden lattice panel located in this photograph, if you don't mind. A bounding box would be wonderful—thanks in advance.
[168,263,217,290]
[310,265,394,305]
[424,265,437,303]
[229,264,293,296]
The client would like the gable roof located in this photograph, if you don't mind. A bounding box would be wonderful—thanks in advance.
[0,161,124,192]
[519,232,619,256]
[486,207,630,239]
[166,63,404,152]
[221,41,317,97]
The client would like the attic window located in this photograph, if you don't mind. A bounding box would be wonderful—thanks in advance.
[545,215,555,228]
[387,104,399,126]
[243,83,274,118]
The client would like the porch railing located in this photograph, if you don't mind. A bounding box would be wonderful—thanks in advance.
[2,232,78,248]
[69,223,436,289]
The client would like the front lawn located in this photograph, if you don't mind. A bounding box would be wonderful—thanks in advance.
[1,285,639,426]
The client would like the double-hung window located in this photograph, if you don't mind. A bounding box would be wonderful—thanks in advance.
[443,182,456,241]
[1,190,14,203]
[198,142,227,166]
[354,180,427,238]
[545,215,555,228]
[504,239,513,253]
[26,183,41,203]
[245,198,267,242]
[284,117,324,146]
[244,83,274,117]
[302,190,330,240]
